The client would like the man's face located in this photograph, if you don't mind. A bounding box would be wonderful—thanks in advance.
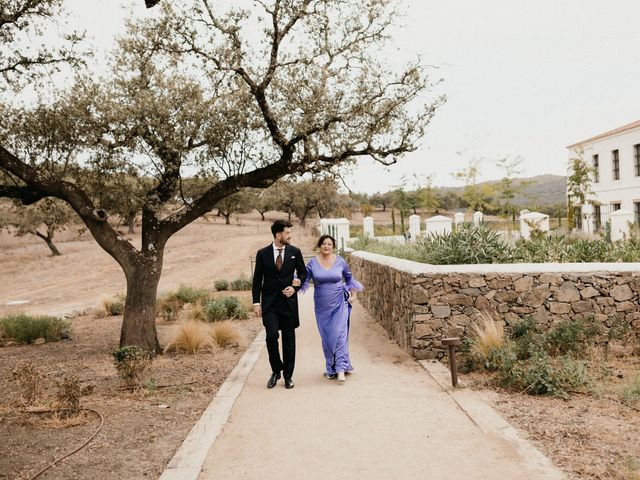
[276,227,292,245]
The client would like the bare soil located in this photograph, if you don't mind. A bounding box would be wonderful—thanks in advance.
[0,212,316,480]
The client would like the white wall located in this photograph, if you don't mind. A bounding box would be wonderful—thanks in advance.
[570,124,640,231]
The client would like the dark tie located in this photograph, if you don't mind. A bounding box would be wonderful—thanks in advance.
[276,248,283,271]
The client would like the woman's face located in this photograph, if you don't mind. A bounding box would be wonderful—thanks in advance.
[319,238,334,254]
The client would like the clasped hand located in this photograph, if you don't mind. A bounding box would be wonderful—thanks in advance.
[282,278,301,298]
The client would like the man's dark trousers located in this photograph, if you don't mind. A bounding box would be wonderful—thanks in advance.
[263,296,296,380]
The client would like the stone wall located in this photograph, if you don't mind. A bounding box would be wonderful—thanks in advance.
[348,251,640,360]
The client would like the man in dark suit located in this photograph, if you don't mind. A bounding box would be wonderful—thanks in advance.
[252,219,307,389]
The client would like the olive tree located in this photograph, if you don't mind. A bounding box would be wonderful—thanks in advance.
[1,0,443,351]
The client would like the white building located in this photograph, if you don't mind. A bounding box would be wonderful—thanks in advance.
[567,119,640,234]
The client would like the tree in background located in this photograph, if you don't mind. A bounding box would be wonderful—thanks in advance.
[1,0,442,350]
[0,197,75,255]
[495,155,528,221]
[453,157,495,212]
[567,148,597,229]
[216,191,252,225]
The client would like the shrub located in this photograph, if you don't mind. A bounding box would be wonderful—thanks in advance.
[55,375,82,414]
[111,346,153,388]
[498,349,590,398]
[512,235,569,263]
[230,274,252,291]
[0,313,70,344]
[203,297,248,322]
[415,224,512,265]
[543,317,603,357]
[172,284,210,304]
[214,279,229,291]
[622,374,640,404]
[163,320,216,354]
[11,362,41,406]
[468,314,507,369]
[101,294,125,316]
[156,296,184,322]
[210,321,246,348]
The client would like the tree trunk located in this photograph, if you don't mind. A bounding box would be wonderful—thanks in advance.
[35,231,61,256]
[258,210,266,221]
[120,260,163,353]
[223,212,231,225]
[127,213,136,234]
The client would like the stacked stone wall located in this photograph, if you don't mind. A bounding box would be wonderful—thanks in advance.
[348,252,640,360]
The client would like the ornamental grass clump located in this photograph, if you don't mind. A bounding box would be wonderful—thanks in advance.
[163,320,216,354]
[467,312,516,372]
[210,320,246,348]
[11,362,42,406]
[101,294,125,316]
[0,313,70,344]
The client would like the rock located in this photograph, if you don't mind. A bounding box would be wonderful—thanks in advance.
[412,285,429,304]
[468,277,487,288]
[495,291,519,303]
[489,278,512,289]
[580,286,599,299]
[459,288,482,297]
[531,308,549,324]
[497,303,509,313]
[579,275,594,284]
[555,286,581,303]
[521,287,551,307]
[450,314,471,326]
[414,323,435,338]
[475,296,490,310]
[596,297,614,306]
[485,290,497,301]
[33,337,46,345]
[440,293,473,306]
[549,302,571,314]
[514,276,534,293]
[571,300,593,313]
[413,348,440,360]
[616,301,636,312]
[610,285,633,302]
[431,305,451,319]
[4,341,17,347]
[539,274,563,285]
[503,312,521,325]
[512,306,535,314]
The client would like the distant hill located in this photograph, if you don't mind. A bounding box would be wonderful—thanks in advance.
[438,174,567,209]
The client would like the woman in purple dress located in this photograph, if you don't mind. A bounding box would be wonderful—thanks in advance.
[301,235,363,383]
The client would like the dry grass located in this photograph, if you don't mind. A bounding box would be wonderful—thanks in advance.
[42,410,91,429]
[163,320,216,354]
[210,320,246,348]
[470,311,505,359]
[100,294,125,316]
[182,300,206,322]
[11,362,42,407]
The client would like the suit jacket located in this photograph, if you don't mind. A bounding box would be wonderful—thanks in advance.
[252,244,307,328]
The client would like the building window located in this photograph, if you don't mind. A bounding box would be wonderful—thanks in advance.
[573,206,582,229]
[593,154,599,183]
[594,205,601,231]
[635,144,640,176]
[612,149,620,180]
[611,202,621,212]
[635,202,640,225]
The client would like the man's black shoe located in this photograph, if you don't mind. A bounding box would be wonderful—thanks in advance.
[284,378,294,389]
[267,372,281,389]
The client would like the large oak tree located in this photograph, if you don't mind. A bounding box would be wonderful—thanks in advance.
[1,0,443,351]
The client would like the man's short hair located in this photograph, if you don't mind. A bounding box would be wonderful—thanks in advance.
[271,219,293,237]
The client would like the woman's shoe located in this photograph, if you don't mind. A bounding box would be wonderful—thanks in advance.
[337,372,346,382]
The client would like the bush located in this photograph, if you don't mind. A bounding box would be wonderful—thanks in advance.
[622,374,640,404]
[230,274,252,291]
[0,313,70,344]
[172,284,210,304]
[11,362,41,406]
[543,317,603,357]
[210,321,246,348]
[163,320,216,354]
[203,297,248,322]
[414,224,512,265]
[111,346,153,388]
[214,279,229,291]
[498,349,590,398]
[55,375,82,414]
[101,294,125,316]
[156,296,184,322]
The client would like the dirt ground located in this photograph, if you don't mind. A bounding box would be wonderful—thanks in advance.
[1,209,640,479]
[0,212,316,480]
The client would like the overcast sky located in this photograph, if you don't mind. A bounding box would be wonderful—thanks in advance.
[63,0,640,193]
